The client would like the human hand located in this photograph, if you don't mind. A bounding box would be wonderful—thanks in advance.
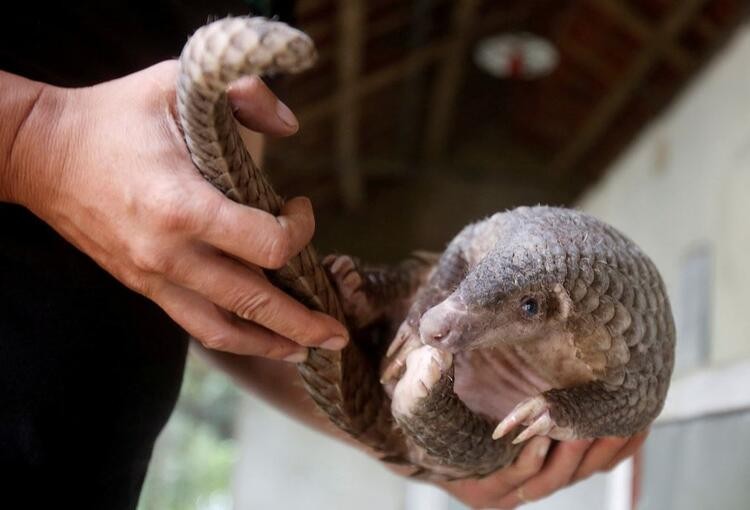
[439,432,647,509]
[8,61,348,361]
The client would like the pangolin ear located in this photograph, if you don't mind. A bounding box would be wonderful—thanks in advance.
[551,283,573,321]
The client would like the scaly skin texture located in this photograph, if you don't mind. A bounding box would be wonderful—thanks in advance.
[177,17,409,464]
[382,206,675,471]
[177,17,676,480]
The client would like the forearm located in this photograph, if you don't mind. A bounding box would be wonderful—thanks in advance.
[0,70,56,204]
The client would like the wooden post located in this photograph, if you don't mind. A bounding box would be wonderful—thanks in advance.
[336,0,365,209]
[422,0,479,166]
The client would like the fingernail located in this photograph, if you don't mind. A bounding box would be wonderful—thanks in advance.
[283,349,308,363]
[321,336,348,350]
[276,100,298,129]
[537,439,552,458]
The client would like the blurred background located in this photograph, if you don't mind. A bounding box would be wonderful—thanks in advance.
[138,0,750,508]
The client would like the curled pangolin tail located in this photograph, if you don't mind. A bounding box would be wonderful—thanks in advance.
[176,17,410,463]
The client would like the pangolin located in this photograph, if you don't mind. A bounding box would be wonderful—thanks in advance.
[176,16,676,479]
[341,205,676,477]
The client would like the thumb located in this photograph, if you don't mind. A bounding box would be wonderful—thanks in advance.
[227,75,299,137]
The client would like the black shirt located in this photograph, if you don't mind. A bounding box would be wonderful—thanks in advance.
[0,2,292,507]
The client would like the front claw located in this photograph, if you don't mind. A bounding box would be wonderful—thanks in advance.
[380,322,422,387]
[391,345,453,418]
[322,254,376,327]
[492,396,576,444]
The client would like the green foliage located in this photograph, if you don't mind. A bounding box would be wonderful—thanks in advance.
[138,353,241,510]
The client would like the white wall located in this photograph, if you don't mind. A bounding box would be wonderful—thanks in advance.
[232,395,407,509]
[578,21,750,368]
[559,18,750,510]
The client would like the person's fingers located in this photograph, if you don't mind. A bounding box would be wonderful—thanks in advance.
[488,437,553,509]
[438,438,551,509]
[439,474,515,510]
[228,75,298,136]
[154,280,308,361]
[495,439,593,508]
[605,430,648,470]
[500,437,553,490]
[164,246,348,348]
[201,195,315,270]
[571,437,630,483]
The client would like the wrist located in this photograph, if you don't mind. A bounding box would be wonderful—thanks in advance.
[0,73,67,207]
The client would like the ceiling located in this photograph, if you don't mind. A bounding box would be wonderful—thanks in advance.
[261,0,747,257]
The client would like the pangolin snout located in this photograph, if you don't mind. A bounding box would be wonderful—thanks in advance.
[419,298,468,351]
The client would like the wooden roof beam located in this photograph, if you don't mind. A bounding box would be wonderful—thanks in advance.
[694,15,720,42]
[422,0,480,165]
[299,40,448,125]
[297,4,526,127]
[590,0,694,71]
[549,0,710,177]
[562,38,621,86]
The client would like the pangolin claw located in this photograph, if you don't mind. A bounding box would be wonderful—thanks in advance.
[512,412,555,444]
[493,395,577,443]
[493,395,549,440]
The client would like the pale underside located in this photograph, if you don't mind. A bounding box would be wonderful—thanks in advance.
[385,328,597,424]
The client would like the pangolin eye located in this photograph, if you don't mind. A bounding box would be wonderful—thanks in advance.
[520,297,539,317]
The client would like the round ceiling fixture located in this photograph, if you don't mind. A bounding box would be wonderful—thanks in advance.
[473,32,559,79]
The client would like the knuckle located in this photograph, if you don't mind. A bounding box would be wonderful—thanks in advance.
[153,193,207,235]
[232,291,274,322]
[117,264,158,297]
[130,240,168,273]
[516,459,543,479]
[157,202,196,232]
[193,195,222,235]
[260,344,294,360]
[129,274,156,297]
[200,333,232,352]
